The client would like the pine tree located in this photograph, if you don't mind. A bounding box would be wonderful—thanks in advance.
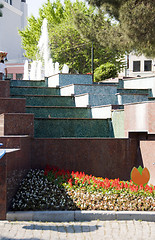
[86,0,155,57]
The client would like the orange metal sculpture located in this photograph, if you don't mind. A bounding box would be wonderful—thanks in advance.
[130,166,150,186]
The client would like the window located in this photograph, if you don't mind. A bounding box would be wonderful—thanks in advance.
[144,60,152,71]
[7,73,13,79]
[16,74,23,80]
[133,61,140,72]
[4,0,12,5]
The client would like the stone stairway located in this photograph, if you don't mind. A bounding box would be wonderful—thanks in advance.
[8,74,154,139]
[10,77,113,138]
[58,74,151,107]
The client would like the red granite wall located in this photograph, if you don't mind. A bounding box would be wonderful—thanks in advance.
[0,113,34,137]
[124,102,155,137]
[0,81,10,98]
[0,98,26,114]
[32,138,139,181]
[0,136,32,219]
[140,140,155,185]
[0,155,7,219]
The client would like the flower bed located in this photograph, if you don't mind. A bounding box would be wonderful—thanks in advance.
[11,166,155,211]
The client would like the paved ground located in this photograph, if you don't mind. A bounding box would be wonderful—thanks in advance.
[0,220,155,240]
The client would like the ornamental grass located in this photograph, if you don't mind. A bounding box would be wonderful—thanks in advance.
[11,166,155,211]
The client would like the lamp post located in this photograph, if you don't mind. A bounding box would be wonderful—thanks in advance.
[91,41,94,81]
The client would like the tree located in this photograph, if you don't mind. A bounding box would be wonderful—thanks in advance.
[19,0,65,60]
[19,0,125,73]
[94,62,118,82]
[0,3,3,17]
[86,0,155,57]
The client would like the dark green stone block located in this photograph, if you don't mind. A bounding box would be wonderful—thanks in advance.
[10,86,60,96]
[34,118,114,138]
[11,95,75,107]
[10,80,47,87]
[117,88,151,95]
[26,106,91,118]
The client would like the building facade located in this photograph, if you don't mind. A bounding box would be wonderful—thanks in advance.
[0,0,27,79]
[120,53,155,78]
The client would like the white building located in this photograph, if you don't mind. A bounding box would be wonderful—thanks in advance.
[120,53,155,78]
[0,0,27,62]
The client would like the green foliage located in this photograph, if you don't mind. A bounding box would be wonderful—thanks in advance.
[49,22,92,73]
[73,7,127,61]
[86,0,155,57]
[119,0,155,57]
[94,62,118,82]
[0,3,3,17]
[19,0,125,73]
[19,16,42,60]
[19,0,64,60]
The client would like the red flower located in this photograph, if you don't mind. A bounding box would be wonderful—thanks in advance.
[68,178,73,187]
[44,170,48,176]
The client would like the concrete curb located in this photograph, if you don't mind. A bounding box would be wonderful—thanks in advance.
[7,211,155,222]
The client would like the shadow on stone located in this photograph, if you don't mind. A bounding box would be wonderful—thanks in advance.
[23,224,101,233]
[10,170,80,211]
[0,237,40,240]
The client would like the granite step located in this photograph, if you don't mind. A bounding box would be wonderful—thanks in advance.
[123,76,155,97]
[10,79,47,87]
[11,94,75,107]
[60,83,117,96]
[75,93,118,107]
[117,88,152,96]
[0,98,26,114]
[34,118,113,138]
[26,106,91,118]
[48,73,93,87]
[91,104,124,119]
[0,113,34,137]
[10,86,60,96]
[0,80,10,98]
[116,92,149,105]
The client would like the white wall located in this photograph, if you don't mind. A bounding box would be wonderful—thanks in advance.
[0,0,27,62]
[124,76,155,97]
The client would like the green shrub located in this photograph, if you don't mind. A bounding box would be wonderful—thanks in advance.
[94,62,118,82]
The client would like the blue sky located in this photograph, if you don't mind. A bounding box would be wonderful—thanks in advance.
[27,0,47,18]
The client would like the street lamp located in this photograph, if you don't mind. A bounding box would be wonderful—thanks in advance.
[91,41,94,81]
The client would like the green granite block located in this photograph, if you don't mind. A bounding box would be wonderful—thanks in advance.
[10,80,47,87]
[112,110,125,138]
[26,106,91,118]
[117,88,150,95]
[34,118,114,138]
[10,86,60,96]
[119,94,148,104]
[11,95,75,107]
